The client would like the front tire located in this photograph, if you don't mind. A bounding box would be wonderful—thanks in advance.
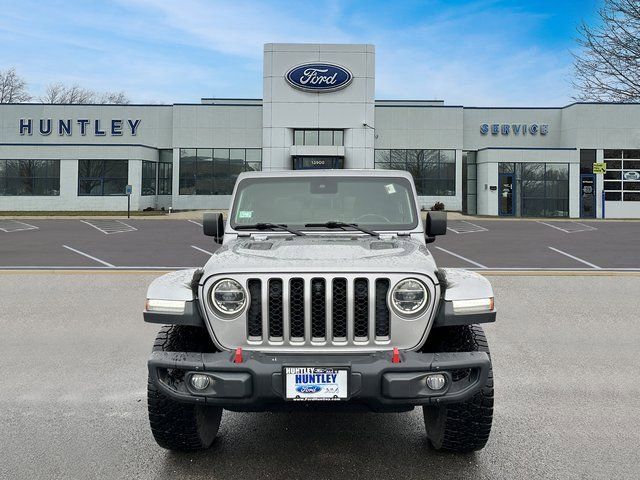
[147,325,222,452]
[422,324,494,453]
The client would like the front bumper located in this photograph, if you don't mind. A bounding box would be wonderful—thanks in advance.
[148,349,490,412]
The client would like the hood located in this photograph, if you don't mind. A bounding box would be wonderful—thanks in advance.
[203,235,438,277]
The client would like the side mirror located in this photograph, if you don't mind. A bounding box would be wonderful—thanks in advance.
[425,211,447,243]
[203,212,225,244]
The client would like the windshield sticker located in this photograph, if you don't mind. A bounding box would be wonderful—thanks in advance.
[238,210,253,219]
[385,184,396,194]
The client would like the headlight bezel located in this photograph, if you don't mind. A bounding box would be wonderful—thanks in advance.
[390,277,430,318]
[208,278,247,318]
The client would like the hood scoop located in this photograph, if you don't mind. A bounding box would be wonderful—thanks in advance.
[242,241,274,250]
[370,241,398,250]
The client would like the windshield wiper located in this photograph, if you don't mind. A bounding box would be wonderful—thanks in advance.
[234,223,305,236]
[304,221,379,238]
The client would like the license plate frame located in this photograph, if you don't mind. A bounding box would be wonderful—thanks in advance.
[283,367,350,401]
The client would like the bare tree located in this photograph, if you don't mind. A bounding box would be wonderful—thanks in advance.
[40,82,131,104]
[573,0,640,102]
[96,90,130,104]
[0,67,32,103]
[40,83,94,104]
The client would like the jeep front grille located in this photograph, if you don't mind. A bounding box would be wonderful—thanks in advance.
[202,273,437,352]
[244,276,391,344]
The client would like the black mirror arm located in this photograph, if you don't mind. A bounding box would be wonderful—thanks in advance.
[425,235,436,244]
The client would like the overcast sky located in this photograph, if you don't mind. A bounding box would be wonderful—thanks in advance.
[0,0,600,106]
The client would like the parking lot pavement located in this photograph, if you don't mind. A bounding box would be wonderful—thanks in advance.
[0,219,214,269]
[1,272,639,480]
[0,218,639,271]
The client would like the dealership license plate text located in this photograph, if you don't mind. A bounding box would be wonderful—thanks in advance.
[284,367,348,401]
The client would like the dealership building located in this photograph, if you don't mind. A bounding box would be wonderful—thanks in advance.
[1,43,640,218]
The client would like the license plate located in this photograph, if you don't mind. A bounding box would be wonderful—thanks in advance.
[284,367,349,401]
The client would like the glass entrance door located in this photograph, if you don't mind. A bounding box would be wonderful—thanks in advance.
[498,173,515,216]
[580,174,596,218]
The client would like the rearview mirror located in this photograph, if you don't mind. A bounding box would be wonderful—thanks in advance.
[203,212,225,244]
[425,211,447,242]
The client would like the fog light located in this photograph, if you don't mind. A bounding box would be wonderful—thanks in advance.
[426,374,446,391]
[190,374,210,390]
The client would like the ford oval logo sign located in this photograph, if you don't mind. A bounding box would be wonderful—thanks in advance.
[296,385,323,394]
[623,171,640,181]
[285,63,353,92]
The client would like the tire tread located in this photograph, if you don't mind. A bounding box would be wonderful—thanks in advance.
[147,325,221,452]
[423,324,494,453]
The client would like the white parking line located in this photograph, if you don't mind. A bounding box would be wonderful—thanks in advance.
[537,221,597,233]
[188,220,203,227]
[62,245,116,268]
[573,222,597,231]
[447,221,488,234]
[81,219,137,234]
[548,246,601,269]
[191,245,213,256]
[434,246,488,269]
[0,220,39,233]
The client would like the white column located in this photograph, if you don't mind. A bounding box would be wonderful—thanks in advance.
[568,157,580,219]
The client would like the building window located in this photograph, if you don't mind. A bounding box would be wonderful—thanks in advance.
[141,161,157,196]
[158,149,173,195]
[78,160,128,196]
[499,162,569,217]
[179,148,262,195]
[580,149,596,175]
[0,159,60,196]
[158,162,172,195]
[293,129,344,146]
[462,151,477,215]
[374,149,456,196]
[604,149,640,201]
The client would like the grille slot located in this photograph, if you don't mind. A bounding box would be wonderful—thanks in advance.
[353,278,369,340]
[268,279,283,339]
[289,278,305,340]
[375,279,391,339]
[311,278,326,339]
[247,279,262,339]
[332,278,348,340]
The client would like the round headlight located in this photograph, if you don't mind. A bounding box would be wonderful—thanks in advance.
[391,278,429,316]
[210,279,246,317]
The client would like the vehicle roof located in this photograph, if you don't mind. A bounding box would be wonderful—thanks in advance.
[236,169,414,180]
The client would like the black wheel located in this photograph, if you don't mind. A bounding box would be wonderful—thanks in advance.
[147,325,222,452]
[422,324,494,453]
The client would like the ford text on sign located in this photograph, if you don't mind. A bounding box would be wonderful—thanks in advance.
[285,63,353,92]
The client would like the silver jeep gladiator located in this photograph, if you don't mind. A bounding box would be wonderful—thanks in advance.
[144,170,495,453]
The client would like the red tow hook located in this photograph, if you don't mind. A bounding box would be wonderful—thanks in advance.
[233,347,243,363]
[392,347,401,364]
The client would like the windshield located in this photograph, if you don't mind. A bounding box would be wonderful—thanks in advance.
[230,176,418,231]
